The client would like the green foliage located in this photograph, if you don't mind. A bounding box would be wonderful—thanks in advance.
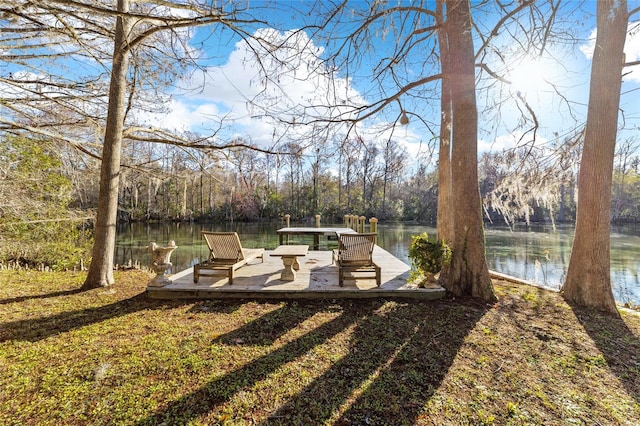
[408,232,451,282]
[1,135,73,219]
[1,222,93,271]
[0,136,92,270]
[612,170,640,222]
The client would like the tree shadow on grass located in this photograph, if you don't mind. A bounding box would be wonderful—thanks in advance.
[0,288,85,305]
[210,300,339,346]
[135,300,385,426]
[260,299,486,425]
[135,298,486,426]
[0,293,192,343]
[570,305,640,404]
[187,299,247,315]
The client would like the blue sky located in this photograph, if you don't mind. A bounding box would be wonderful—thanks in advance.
[136,1,640,164]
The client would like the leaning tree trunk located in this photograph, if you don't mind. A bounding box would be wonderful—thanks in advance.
[562,0,627,314]
[83,0,132,289]
[441,0,496,302]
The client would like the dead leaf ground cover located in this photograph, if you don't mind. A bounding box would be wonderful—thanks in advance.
[1,270,639,425]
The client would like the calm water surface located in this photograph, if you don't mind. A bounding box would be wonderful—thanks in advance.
[115,221,640,306]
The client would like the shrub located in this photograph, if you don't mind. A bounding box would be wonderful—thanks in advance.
[0,136,93,270]
[408,232,451,286]
[0,222,93,271]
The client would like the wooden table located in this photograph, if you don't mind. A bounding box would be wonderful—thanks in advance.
[270,245,309,281]
[276,227,357,250]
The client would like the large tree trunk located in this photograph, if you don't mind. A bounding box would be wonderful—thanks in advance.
[441,0,495,302]
[83,0,132,289]
[436,0,454,245]
[562,0,626,314]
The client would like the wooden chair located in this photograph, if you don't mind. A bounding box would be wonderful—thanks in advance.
[193,232,264,284]
[332,233,381,287]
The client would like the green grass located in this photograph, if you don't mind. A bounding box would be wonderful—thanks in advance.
[1,270,639,425]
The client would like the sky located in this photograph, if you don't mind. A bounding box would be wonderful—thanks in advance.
[134,1,640,169]
[4,1,638,170]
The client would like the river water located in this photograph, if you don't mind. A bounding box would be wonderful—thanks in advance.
[115,221,640,306]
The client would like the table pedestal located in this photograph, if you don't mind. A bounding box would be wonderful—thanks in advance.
[270,245,309,281]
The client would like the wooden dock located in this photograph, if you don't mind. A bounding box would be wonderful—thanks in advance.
[146,246,446,301]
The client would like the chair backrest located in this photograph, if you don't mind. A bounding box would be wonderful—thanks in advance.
[337,233,377,263]
[202,232,244,261]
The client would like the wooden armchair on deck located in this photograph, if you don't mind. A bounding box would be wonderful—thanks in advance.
[332,232,381,287]
[193,232,264,284]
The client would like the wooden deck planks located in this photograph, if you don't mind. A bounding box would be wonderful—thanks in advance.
[146,246,446,301]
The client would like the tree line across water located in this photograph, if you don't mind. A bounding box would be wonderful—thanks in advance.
[2,132,640,272]
[5,133,640,227]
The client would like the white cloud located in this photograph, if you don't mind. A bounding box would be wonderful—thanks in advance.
[625,21,640,82]
[580,21,640,83]
[479,134,515,153]
[479,132,549,154]
[163,28,373,148]
[134,99,224,133]
[579,28,597,59]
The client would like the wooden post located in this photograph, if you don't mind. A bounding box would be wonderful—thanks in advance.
[359,216,366,233]
[285,214,290,228]
[344,214,349,227]
[369,217,378,233]
[315,214,321,227]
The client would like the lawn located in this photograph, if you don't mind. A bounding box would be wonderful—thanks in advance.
[1,269,639,425]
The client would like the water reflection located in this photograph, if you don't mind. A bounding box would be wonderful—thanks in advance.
[484,224,573,289]
[115,221,640,306]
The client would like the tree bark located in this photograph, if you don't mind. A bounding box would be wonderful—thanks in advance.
[83,0,132,289]
[441,0,496,302]
[182,176,188,219]
[436,0,454,245]
[562,0,627,314]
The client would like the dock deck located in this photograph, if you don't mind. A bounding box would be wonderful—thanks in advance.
[147,246,446,301]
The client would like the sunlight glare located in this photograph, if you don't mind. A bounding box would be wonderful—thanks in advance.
[508,58,554,98]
